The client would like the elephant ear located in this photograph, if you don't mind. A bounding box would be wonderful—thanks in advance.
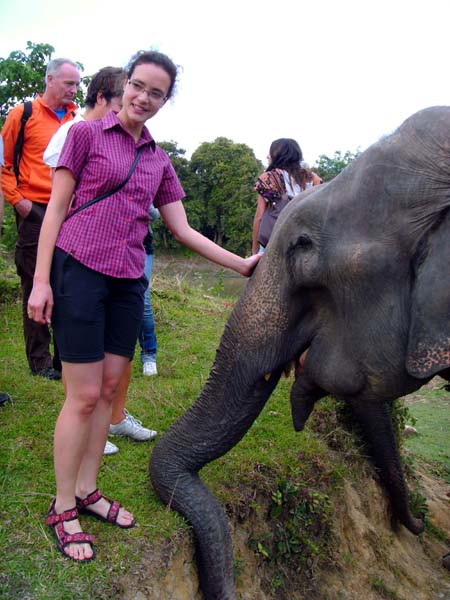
[406,213,450,378]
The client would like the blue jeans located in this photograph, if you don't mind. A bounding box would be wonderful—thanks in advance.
[139,253,157,364]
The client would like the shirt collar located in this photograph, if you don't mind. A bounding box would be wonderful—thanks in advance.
[102,111,156,151]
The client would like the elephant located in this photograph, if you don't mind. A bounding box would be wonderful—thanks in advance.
[150,105,450,599]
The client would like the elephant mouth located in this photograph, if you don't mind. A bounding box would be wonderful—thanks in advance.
[263,347,310,382]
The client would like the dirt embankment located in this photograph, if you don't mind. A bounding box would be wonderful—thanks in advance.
[119,337,449,600]
[120,461,450,600]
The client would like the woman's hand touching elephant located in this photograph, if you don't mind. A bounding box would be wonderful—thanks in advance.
[239,253,262,277]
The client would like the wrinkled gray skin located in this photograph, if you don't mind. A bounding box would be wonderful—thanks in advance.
[150,106,450,599]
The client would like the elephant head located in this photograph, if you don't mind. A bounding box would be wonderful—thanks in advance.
[150,106,450,600]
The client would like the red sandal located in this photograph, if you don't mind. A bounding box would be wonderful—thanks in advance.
[45,499,95,562]
[76,488,136,529]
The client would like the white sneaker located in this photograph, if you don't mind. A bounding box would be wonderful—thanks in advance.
[109,409,157,441]
[143,361,157,376]
[104,440,119,455]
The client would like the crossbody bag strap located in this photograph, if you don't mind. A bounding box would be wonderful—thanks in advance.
[65,146,144,222]
[13,101,33,184]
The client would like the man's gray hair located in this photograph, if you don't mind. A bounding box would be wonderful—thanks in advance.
[45,58,80,83]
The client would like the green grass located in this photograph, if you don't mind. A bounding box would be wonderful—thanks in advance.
[1,252,449,599]
[404,388,450,482]
[0,261,340,599]
[0,292,184,599]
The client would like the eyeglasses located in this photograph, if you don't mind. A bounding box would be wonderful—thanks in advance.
[127,79,167,103]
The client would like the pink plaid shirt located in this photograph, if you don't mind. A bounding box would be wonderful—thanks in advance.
[55,112,184,278]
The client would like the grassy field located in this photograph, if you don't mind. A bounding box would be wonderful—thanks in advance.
[0,257,333,600]
[403,379,450,482]
[0,251,449,599]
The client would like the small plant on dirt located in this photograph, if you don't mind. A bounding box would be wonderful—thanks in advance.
[233,557,245,587]
[249,479,331,593]
[388,399,417,444]
[408,488,429,521]
[369,574,404,600]
[310,398,366,460]
[332,397,416,451]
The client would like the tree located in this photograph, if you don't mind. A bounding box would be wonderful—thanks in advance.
[313,149,360,182]
[158,141,195,199]
[0,41,88,126]
[189,137,263,254]
[152,141,197,249]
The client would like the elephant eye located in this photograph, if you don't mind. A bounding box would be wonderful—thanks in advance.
[295,234,313,249]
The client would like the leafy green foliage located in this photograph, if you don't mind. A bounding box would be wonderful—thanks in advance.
[0,244,19,301]
[153,141,198,249]
[388,398,417,443]
[0,41,88,126]
[332,396,415,452]
[313,149,360,182]
[250,479,331,593]
[189,137,263,253]
[0,42,54,124]
[408,488,429,521]
[1,203,17,251]
[153,137,263,254]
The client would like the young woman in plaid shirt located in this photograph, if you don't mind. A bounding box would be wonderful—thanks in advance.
[28,50,260,562]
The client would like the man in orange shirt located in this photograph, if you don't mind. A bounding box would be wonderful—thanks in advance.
[1,58,80,379]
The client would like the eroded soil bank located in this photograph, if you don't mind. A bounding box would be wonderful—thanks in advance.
[118,462,449,600]
[117,371,450,600]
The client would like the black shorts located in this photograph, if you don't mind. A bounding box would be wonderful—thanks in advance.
[51,248,147,363]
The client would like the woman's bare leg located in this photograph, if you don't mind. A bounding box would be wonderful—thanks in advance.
[53,359,103,560]
[75,353,134,527]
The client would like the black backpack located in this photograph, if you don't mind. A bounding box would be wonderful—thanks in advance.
[13,101,33,184]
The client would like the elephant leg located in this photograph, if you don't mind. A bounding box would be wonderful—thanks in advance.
[347,399,424,535]
[290,373,327,431]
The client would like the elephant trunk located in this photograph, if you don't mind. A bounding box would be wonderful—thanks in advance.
[150,321,283,600]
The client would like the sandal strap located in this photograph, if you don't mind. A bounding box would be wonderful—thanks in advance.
[56,524,96,546]
[46,506,79,526]
[77,489,122,524]
[106,500,121,523]
[76,488,102,508]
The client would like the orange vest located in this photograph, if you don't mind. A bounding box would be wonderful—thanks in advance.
[1,95,78,205]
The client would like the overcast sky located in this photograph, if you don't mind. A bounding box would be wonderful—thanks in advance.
[1,0,449,166]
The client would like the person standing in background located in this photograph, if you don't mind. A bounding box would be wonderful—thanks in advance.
[252,138,322,254]
[44,66,125,171]
[1,58,81,380]
[139,204,159,376]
